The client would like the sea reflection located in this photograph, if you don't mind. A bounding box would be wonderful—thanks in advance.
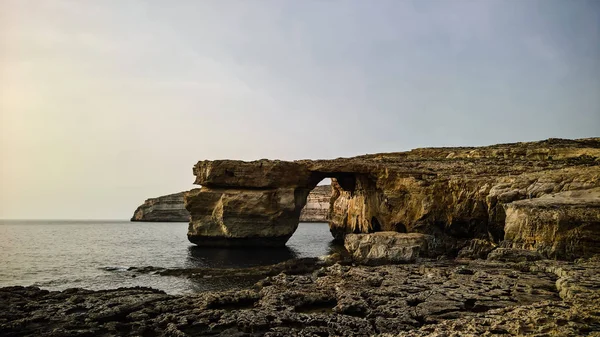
[186,245,300,269]
[182,240,344,293]
[184,223,341,270]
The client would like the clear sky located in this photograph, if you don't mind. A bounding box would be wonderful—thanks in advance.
[1,0,599,219]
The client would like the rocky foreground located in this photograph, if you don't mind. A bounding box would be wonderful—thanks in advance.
[1,255,599,336]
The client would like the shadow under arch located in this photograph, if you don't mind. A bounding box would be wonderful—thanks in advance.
[186,245,300,269]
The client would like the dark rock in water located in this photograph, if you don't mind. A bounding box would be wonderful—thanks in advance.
[128,257,330,278]
[184,138,600,258]
[1,257,599,336]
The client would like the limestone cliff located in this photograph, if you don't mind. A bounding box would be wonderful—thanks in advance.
[185,138,600,258]
[299,185,331,222]
[131,192,189,222]
[132,187,332,223]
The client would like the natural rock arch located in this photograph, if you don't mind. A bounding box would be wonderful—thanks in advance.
[183,138,600,259]
[184,162,386,247]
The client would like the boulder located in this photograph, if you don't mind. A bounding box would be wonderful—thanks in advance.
[344,232,432,264]
[487,248,543,262]
[457,239,498,260]
[503,188,600,259]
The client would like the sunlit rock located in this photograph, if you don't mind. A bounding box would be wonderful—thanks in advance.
[185,138,600,257]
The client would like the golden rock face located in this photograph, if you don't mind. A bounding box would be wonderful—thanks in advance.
[503,187,600,259]
[185,138,600,258]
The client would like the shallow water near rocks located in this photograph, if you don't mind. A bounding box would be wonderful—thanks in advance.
[0,220,337,294]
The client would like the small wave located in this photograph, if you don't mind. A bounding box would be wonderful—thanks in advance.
[32,277,83,287]
[32,279,63,287]
[101,266,130,272]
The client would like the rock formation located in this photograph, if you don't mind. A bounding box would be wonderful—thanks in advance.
[130,192,189,222]
[185,138,600,258]
[131,186,332,223]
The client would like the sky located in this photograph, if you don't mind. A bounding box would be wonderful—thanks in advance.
[1,0,599,219]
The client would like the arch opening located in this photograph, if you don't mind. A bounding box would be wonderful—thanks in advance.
[292,171,377,246]
[286,177,341,257]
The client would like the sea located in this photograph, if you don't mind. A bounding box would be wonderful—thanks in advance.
[0,220,337,295]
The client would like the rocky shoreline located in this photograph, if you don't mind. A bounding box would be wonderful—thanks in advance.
[1,254,599,336]
[4,138,598,336]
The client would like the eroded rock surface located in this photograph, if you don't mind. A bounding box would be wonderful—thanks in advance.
[185,187,301,247]
[457,239,497,259]
[2,258,598,336]
[185,138,600,258]
[503,187,600,259]
[487,248,543,263]
[131,187,332,223]
[344,232,432,264]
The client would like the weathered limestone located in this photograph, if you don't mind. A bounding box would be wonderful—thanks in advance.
[131,187,332,223]
[503,187,600,259]
[193,159,314,188]
[130,192,189,222]
[185,138,600,257]
[344,232,432,264]
[185,187,301,247]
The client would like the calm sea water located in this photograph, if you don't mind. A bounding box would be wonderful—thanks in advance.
[0,220,336,294]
